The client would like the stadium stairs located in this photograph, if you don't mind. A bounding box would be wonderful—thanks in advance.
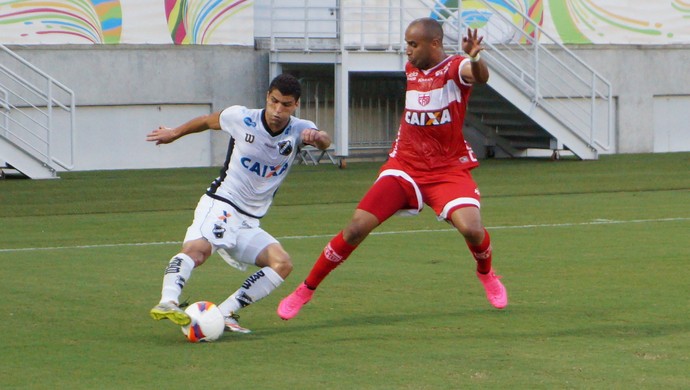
[257,0,614,160]
[0,44,75,179]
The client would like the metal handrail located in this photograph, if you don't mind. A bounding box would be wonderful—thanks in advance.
[430,0,613,151]
[257,0,613,154]
[0,43,75,171]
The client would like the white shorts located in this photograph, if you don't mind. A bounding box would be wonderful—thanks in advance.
[184,195,278,267]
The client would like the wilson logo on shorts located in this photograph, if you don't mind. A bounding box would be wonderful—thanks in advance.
[245,134,255,143]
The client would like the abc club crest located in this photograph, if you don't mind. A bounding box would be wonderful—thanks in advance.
[418,93,431,106]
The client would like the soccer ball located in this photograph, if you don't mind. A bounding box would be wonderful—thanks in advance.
[180,301,225,342]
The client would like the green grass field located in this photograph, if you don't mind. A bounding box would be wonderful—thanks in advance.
[1,153,688,389]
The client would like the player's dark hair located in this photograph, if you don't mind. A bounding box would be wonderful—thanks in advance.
[268,73,302,101]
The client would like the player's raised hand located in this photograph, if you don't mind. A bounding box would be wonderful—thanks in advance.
[462,28,484,58]
[146,126,177,145]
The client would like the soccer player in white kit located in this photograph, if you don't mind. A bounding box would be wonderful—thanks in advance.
[278,19,507,321]
[148,74,331,333]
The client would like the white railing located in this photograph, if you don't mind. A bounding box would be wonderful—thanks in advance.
[0,44,75,171]
[257,0,613,154]
[433,0,613,152]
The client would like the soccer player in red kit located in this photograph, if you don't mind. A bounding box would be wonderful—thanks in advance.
[278,18,507,320]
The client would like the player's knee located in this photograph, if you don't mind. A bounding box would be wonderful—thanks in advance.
[455,221,484,242]
[343,223,369,246]
[181,240,212,267]
[269,251,293,279]
[343,212,378,245]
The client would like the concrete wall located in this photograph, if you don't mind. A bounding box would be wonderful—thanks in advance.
[8,45,268,170]
[573,45,690,154]
[6,44,689,170]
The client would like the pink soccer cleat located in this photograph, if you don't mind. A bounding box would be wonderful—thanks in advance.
[277,282,314,320]
[476,269,508,309]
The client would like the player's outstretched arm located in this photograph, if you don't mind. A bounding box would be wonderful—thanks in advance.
[146,112,222,145]
[301,128,332,150]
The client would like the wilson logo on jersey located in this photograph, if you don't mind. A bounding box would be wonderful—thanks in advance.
[240,157,289,178]
[405,109,452,126]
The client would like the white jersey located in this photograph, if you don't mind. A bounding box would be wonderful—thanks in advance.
[205,106,316,218]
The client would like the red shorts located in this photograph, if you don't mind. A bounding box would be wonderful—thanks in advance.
[357,158,481,222]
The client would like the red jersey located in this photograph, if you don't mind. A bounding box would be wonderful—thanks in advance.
[388,55,479,174]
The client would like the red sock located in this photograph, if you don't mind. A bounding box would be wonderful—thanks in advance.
[304,231,356,289]
[467,228,492,274]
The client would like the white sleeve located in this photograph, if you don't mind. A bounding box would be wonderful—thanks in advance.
[294,118,318,145]
[218,105,246,138]
[458,58,473,86]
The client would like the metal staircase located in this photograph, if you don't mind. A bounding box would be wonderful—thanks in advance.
[256,0,614,160]
[0,44,75,179]
[436,1,613,159]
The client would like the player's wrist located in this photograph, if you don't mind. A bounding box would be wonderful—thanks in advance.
[468,52,481,63]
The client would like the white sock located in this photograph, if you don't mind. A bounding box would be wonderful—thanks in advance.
[160,253,195,305]
[218,267,284,317]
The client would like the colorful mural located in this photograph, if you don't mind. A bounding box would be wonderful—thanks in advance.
[547,0,678,43]
[432,0,544,43]
[0,0,254,44]
[0,0,687,45]
[431,0,690,44]
[165,0,252,44]
[0,0,122,43]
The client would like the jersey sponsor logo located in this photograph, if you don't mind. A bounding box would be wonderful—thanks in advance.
[437,61,452,76]
[278,140,293,156]
[243,117,257,127]
[407,71,419,81]
[240,157,289,178]
[245,133,255,143]
[217,210,231,222]
[404,109,452,126]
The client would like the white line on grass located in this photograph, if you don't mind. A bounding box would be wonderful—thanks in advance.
[0,217,687,254]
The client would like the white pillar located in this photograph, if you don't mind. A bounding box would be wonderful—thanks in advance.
[334,51,349,156]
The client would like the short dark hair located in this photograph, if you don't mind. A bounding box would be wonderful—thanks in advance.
[268,73,302,101]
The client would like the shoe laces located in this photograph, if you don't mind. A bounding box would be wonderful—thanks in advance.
[227,312,241,322]
[178,297,191,308]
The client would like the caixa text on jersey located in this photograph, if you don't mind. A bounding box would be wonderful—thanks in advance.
[240,157,289,178]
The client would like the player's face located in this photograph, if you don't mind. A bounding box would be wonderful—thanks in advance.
[264,89,299,132]
[405,24,436,70]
